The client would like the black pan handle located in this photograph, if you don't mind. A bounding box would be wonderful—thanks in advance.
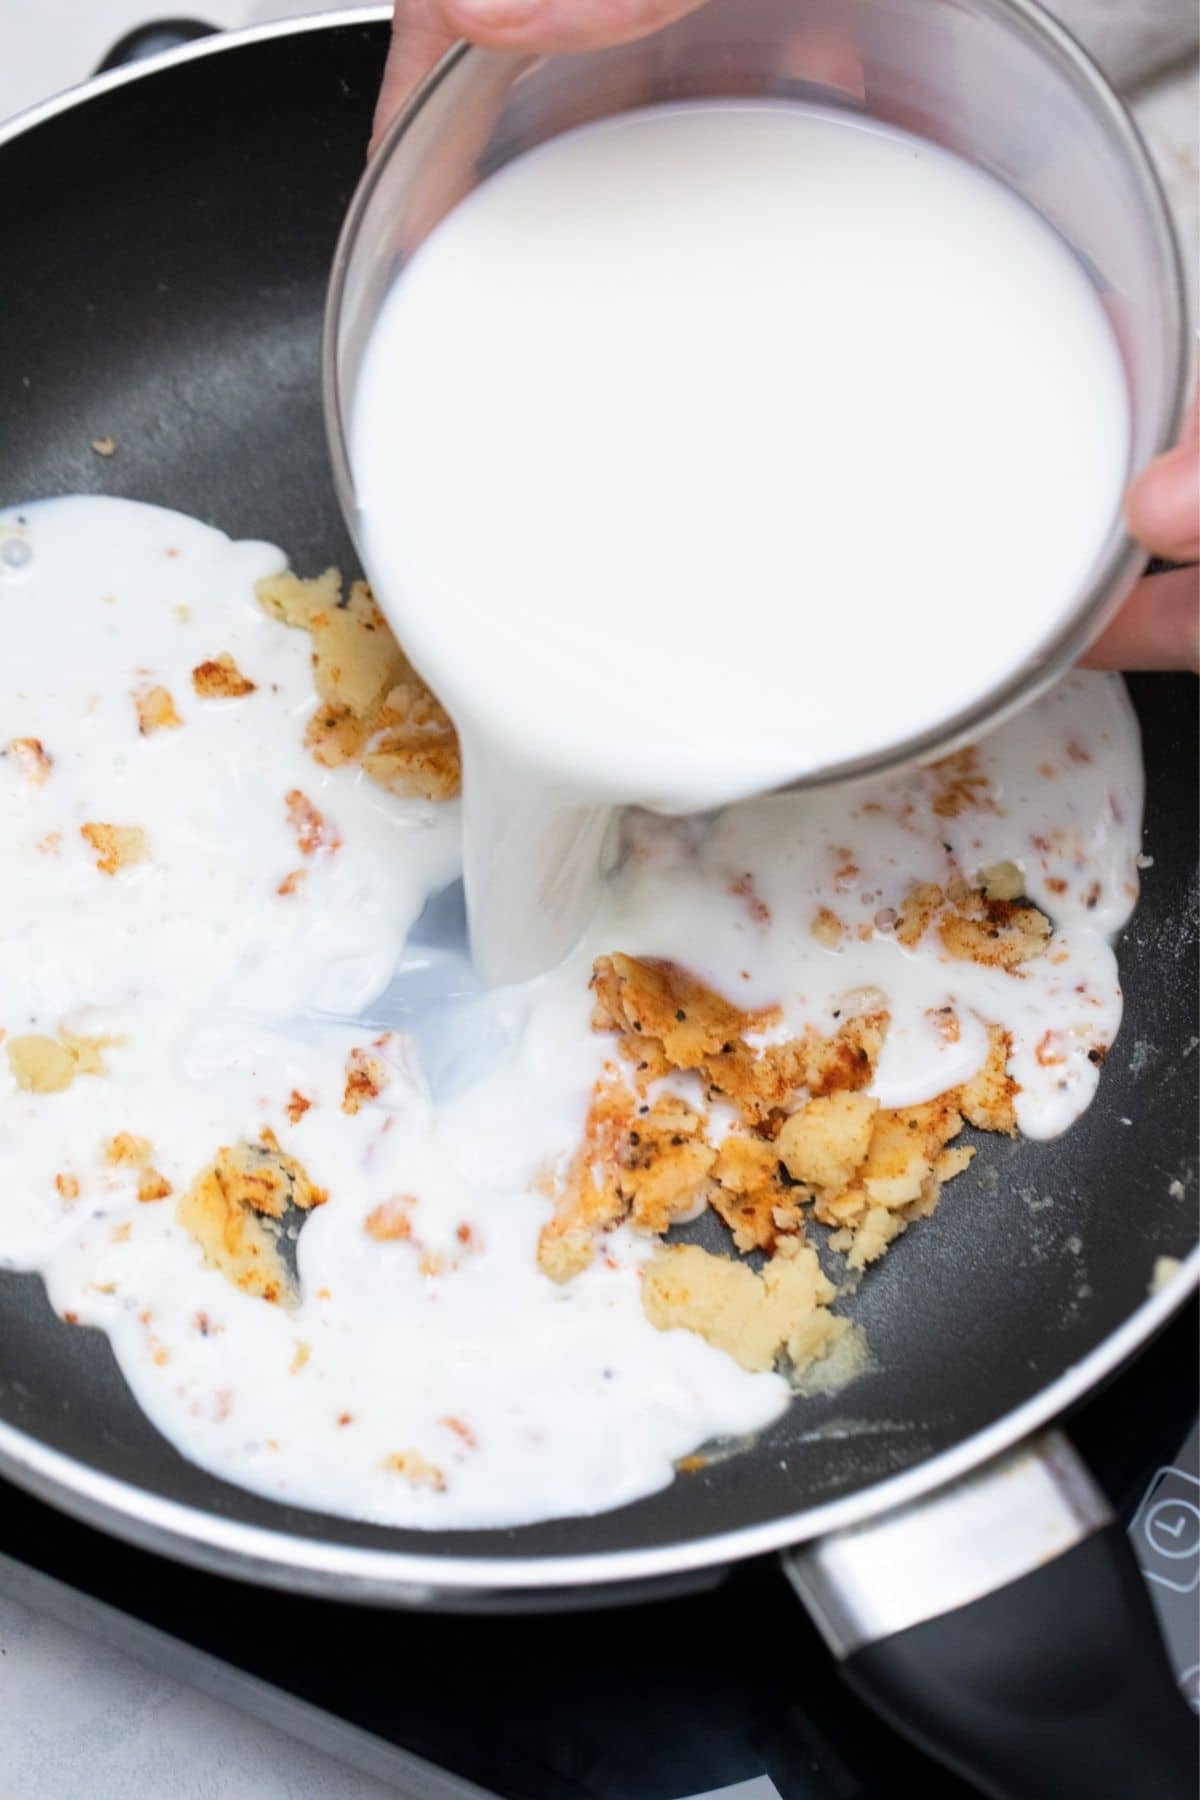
[95,19,217,74]
[785,1430,1197,1799]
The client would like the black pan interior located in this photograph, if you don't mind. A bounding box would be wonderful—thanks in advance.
[0,21,1196,1565]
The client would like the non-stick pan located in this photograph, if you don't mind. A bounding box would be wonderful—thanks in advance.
[0,14,1196,1796]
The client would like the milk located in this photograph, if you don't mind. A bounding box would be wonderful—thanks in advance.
[351,101,1130,983]
[0,496,1144,1530]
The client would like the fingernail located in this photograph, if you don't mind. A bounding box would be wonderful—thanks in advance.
[451,0,542,25]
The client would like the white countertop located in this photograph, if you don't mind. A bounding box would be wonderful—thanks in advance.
[1,6,1196,1798]
[0,1584,397,1800]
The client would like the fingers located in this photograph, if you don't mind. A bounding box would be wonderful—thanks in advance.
[1081,565,1199,673]
[1125,387,1200,563]
[373,0,709,149]
[438,0,708,53]
[372,1,457,154]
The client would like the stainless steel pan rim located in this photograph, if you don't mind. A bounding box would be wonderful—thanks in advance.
[0,9,1194,1602]
[1,1251,1194,1600]
[0,5,398,152]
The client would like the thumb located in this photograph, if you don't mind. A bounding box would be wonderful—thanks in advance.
[373,0,709,150]
[371,3,457,156]
[438,0,709,52]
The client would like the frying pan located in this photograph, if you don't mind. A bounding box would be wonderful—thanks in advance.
[0,12,1196,1794]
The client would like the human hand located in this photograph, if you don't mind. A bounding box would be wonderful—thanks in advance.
[375,3,1197,676]
[373,0,708,151]
[1084,388,1199,673]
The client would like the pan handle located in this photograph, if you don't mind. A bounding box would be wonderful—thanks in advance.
[784,1430,1197,1799]
[95,19,217,74]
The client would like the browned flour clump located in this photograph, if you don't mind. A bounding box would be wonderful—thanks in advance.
[177,1130,327,1307]
[255,569,461,802]
[540,935,1026,1381]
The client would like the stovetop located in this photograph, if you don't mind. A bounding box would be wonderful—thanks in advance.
[1,1298,1195,1799]
[0,7,1196,1794]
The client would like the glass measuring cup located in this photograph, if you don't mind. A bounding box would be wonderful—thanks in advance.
[324,0,1186,979]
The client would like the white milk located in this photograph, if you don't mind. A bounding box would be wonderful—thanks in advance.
[351,101,1131,982]
[0,497,1144,1530]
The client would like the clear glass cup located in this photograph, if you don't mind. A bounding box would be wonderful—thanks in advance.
[324,0,1187,795]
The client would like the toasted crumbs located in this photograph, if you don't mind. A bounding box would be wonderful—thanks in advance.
[256,566,343,630]
[290,1341,311,1374]
[730,872,771,924]
[896,878,1051,970]
[929,746,994,817]
[342,1046,389,1115]
[81,821,149,875]
[8,1028,118,1093]
[361,672,461,802]
[710,1135,805,1253]
[940,892,1051,969]
[925,1005,961,1044]
[55,1173,80,1202]
[63,1310,79,1325]
[276,869,306,897]
[177,1134,327,1306]
[894,882,942,948]
[304,705,368,767]
[133,684,182,735]
[536,1078,714,1280]
[257,567,462,801]
[285,1090,313,1124]
[1151,1255,1181,1294]
[111,1222,132,1244]
[382,1450,447,1491]
[285,788,341,857]
[4,737,53,786]
[778,1091,878,1192]
[61,1029,120,1075]
[36,831,62,855]
[191,652,256,698]
[90,435,117,456]
[976,860,1024,901]
[441,1416,478,1448]
[8,1035,77,1093]
[590,952,886,1131]
[811,906,844,947]
[104,1132,153,1166]
[677,1455,708,1474]
[642,1241,845,1375]
[102,1135,170,1200]
[364,1196,414,1241]
[562,951,1023,1291]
